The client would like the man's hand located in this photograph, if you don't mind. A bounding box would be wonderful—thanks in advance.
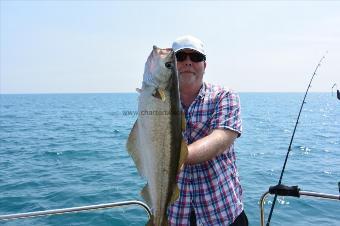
[185,129,238,165]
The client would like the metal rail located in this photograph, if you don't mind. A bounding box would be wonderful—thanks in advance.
[0,200,151,221]
[260,191,271,226]
[260,190,340,226]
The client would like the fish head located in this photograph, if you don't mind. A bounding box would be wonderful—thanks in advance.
[142,46,176,90]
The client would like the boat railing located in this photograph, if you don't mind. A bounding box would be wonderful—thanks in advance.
[0,200,151,221]
[260,184,340,226]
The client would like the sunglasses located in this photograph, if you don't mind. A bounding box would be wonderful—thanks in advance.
[175,51,206,62]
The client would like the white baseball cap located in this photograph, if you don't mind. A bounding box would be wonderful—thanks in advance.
[172,35,206,56]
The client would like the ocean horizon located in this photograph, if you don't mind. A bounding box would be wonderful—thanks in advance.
[0,93,339,225]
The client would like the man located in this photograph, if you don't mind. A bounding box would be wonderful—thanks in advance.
[168,35,248,226]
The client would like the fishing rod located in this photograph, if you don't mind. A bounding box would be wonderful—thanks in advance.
[331,83,337,96]
[332,83,340,100]
[265,53,327,226]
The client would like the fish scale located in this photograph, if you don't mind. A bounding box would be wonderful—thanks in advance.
[127,46,188,226]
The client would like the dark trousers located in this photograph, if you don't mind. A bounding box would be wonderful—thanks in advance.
[190,209,248,226]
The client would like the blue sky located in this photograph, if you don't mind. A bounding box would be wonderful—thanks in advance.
[1,1,339,93]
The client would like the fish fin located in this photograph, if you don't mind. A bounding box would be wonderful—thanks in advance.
[141,184,152,207]
[177,138,188,173]
[126,120,145,177]
[146,215,168,226]
[145,216,154,226]
[161,218,169,226]
[152,88,166,101]
[169,183,180,204]
[181,110,186,131]
[136,88,143,93]
[169,139,187,204]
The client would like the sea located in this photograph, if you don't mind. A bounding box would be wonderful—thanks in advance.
[0,93,339,226]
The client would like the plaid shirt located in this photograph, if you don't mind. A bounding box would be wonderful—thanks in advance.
[168,82,244,225]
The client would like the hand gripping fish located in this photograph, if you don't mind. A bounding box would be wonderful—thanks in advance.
[127,46,188,226]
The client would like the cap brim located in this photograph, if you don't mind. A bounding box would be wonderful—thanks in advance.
[174,47,205,56]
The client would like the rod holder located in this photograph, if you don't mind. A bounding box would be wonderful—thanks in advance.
[260,187,340,226]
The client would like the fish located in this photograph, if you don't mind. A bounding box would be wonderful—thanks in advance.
[126,46,188,226]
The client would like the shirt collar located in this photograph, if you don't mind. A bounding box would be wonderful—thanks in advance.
[181,82,206,111]
[197,82,206,99]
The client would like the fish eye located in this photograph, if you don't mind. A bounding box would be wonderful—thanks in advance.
[165,62,172,69]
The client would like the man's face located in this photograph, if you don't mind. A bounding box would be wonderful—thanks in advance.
[175,49,206,88]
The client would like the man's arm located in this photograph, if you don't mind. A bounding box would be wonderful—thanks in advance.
[185,129,238,165]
